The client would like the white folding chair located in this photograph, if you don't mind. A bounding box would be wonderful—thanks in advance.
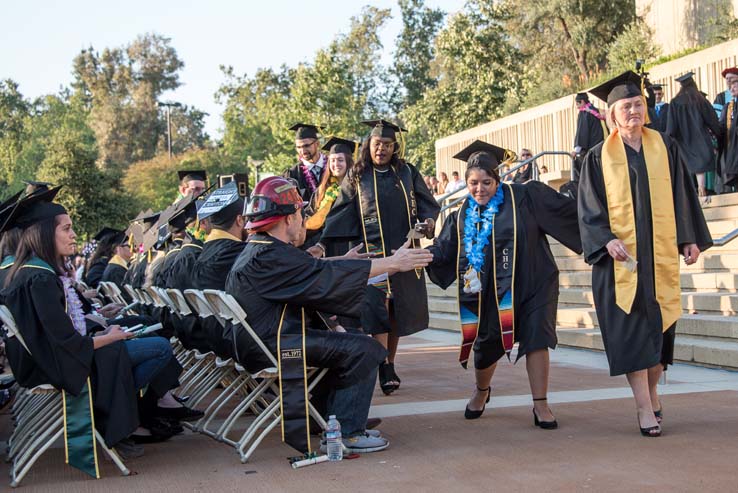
[0,305,129,487]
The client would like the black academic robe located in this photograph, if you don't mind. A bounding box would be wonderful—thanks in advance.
[84,256,109,289]
[427,182,582,368]
[186,235,247,358]
[225,233,386,384]
[652,103,670,132]
[574,110,606,156]
[578,133,713,376]
[321,162,441,336]
[153,239,184,288]
[129,256,148,289]
[101,259,131,302]
[0,255,13,288]
[718,100,738,189]
[288,156,328,202]
[666,94,722,174]
[166,240,204,290]
[0,263,138,446]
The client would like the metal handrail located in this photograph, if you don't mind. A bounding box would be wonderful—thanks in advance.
[436,150,574,214]
[714,228,738,247]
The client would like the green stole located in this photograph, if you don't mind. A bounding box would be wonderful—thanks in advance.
[456,184,518,368]
[22,257,100,478]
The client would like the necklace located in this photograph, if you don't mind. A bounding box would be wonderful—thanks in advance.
[462,186,505,293]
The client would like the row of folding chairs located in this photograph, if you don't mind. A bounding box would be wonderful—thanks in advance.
[0,305,129,488]
[128,283,330,463]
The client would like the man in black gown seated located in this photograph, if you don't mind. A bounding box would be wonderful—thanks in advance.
[225,176,433,454]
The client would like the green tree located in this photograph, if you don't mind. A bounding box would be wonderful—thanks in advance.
[607,20,661,74]
[0,79,31,196]
[393,0,445,107]
[402,1,526,172]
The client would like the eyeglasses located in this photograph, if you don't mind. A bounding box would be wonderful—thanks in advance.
[295,140,318,150]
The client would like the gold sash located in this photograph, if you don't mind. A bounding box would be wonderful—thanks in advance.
[601,127,679,332]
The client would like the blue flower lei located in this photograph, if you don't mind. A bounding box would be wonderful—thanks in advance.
[463,186,505,274]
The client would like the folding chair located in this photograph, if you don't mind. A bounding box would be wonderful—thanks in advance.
[0,305,129,487]
[204,291,330,463]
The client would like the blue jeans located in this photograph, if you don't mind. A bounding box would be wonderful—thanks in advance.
[327,365,378,437]
[123,337,173,390]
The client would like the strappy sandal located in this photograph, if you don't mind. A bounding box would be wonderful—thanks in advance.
[638,413,662,437]
[464,386,491,420]
[379,362,399,395]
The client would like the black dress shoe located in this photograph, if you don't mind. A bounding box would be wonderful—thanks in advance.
[156,405,204,421]
[464,386,491,420]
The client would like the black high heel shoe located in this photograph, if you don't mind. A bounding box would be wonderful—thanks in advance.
[532,397,558,429]
[379,362,399,395]
[387,362,401,390]
[653,402,663,424]
[638,412,662,437]
[464,386,491,420]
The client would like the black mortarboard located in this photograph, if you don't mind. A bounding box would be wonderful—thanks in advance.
[198,182,243,221]
[140,211,160,231]
[575,92,590,102]
[0,190,24,214]
[651,84,664,90]
[675,72,695,84]
[452,140,513,171]
[177,170,207,183]
[362,119,406,140]
[167,192,201,232]
[0,186,65,233]
[289,123,323,140]
[94,227,125,243]
[589,70,644,106]
[322,137,358,156]
[23,180,54,195]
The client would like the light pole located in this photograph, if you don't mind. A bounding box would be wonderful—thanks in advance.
[157,101,182,159]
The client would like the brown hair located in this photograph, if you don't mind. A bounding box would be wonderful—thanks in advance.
[314,152,354,206]
[5,216,64,287]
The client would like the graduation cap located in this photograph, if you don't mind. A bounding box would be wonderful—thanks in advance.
[650,84,664,91]
[588,70,644,106]
[197,182,243,221]
[0,190,24,215]
[289,123,324,140]
[167,191,202,233]
[675,72,695,84]
[452,140,515,172]
[23,180,54,196]
[362,119,406,140]
[93,227,125,242]
[177,170,207,184]
[575,92,590,102]
[322,137,359,156]
[0,186,65,234]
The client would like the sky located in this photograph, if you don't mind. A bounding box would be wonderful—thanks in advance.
[1,0,466,138]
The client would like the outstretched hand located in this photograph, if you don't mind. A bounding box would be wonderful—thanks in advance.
[390,239,434,272]
[343,243,375,259]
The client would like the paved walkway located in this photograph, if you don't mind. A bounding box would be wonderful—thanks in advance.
[3,329,738,492]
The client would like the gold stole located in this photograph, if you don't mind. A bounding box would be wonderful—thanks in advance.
[601,127,679,332]
[108,255,128,270]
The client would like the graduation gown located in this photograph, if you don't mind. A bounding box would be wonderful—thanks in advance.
[0,254,14,288]
[100,255,131,302]
[0,261,138,447]
[166,240,204,290]
[321,162,441,336]
[180,232,246,358]
[225,233,386,380]
[578,133,712,376]
[288,156,327,202]
[652,103,670,132]
[153,239,184,288]
[574,110,606,156]
[666,94,722,174]
[84,256,109,288]
[718,100,738,189]
[427,182,582,368]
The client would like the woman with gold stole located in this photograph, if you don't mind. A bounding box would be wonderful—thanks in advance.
[306,137,358,258]
[321,120,440,395]
[578,71,712,437]
[426,141,581,426]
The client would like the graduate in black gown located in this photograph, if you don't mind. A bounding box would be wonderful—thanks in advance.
[572,93,607,182]
[83,227,124,288]
[426,141,581,427]
[650,84,670,132]
[321,119,440,395]
[718,67,738,194]
[100,230,132,301]
[0,190,27,287]
[287,123,328,202]
[666,72,722,199]
[578,71,712,437]
[126,211,160,289]
[226,176,433,454]
[306,137,357,259]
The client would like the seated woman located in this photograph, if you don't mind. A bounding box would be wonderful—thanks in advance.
[426,140,582,427]
[0,192,176,458]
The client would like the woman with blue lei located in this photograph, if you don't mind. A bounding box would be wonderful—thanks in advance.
[426,140,581,428]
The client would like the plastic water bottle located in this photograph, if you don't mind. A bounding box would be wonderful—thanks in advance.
[325,415,343,461]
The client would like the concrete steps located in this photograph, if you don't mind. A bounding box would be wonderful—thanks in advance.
[559,288,738,316]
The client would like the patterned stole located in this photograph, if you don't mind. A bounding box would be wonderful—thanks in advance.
[277,304,311,453]
[356,164,421,293]
[456,184,517,368]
